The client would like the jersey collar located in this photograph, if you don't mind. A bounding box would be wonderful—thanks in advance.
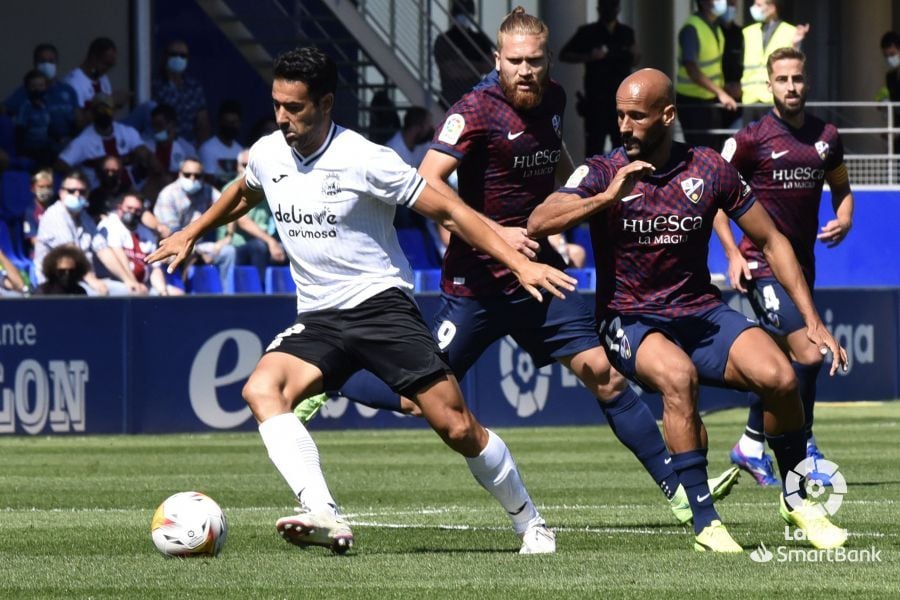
[291,121,337,165]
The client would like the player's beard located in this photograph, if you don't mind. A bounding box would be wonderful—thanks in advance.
[774,89,806,120]
[499,69,548,111]
[622,118,667,160]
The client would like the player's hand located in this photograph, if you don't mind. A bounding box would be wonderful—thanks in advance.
[513,262,576,302]
[499,226,541,260]
[605,160,655,203]
[817,217,852,248]
[726,250,752,292]
[268,240,286,263]
[717,90,738,111]
[147,230,197,274]
[806,322,849,376]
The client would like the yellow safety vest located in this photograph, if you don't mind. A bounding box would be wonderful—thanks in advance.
[741,21,797,104]
[676,14,725,100]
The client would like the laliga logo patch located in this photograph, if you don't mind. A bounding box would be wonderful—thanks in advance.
[721,137,737,161]
[498,336,551,417]
[565,165,589,188]
[680,177,705,204]
[438,113,465,145]
[815,140,830,161]
[321,172,341,197]
[552,114,562,138]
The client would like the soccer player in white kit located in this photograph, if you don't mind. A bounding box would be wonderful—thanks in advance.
[147,46,576,555]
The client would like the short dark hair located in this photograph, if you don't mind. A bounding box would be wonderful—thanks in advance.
[42,245,91,282]
[32,43,58,62]
[218,99,243,119]
[62,170,90,187]
[151,102,177,123]
[273,47,337,103]
[87,37,117,58]
[403,106,431,130]
[882,31,900,50]
[23,69,48,88]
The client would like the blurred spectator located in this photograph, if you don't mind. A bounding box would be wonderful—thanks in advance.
[5,43,82,143]
[64,37,118,110]
[220,148,285,282]
[878,31,900,150]
[741,0,809,121]
[55,93,160,190]
[386,106,434,168]
[434,0,494,107]
[34,245,90,296]
[97,192,182,296]
[721,0,744,129]
[23,169,55,257]
[33,171,111,295]
[249,115,279,143]
[549,233,587,269]
[86,155,131,220]
[199,100,242,188]
[560,0,639,156]
[154,157,235,288]
[13,70,56,167]
[368,88,401,145]
[145,103,197,176]
[152,40,211,144]
[676,0,737,148]
[0,246,28,297]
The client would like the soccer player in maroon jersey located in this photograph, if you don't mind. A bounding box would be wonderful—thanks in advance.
[528,67,849,552]
[714,47,855,488]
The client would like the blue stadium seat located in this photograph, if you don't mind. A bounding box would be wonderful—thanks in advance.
[233,265,263,293]
[414,268,442,293]
[187,265,223,294]
[265,266,296,294]
[569,268,596,291]
[568,226,594,267]
[396,227,440,269]
[0,170,33,220]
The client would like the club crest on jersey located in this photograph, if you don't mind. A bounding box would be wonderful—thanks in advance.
[438,113,465,145]
[321,172,341,197]
[680,177,705,203]
[815,140,830,161]
[552,114,562,138]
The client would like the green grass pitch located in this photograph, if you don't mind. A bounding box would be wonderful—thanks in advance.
[1,403,898,599]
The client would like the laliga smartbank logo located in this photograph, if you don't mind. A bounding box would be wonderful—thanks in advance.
[749,458,882,564]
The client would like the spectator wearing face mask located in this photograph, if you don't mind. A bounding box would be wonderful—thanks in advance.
[199,100,243,189]
[144,103,197,176]
[55,93,162,191]
[22,169,55,258]
[5,43,82,143]
[64,37,119,110]
[152,40,211,144]
[13,70,56,167]
[96,192,183,296]
[34,245,91,296]
[154,157,235,289]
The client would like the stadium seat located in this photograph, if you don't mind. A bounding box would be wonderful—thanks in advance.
[187,265,223,294]
[396,227,440,269]
[265,266,296,294]
[414,268,442,293]
[568,226,594,267]
[569,268,595,291]
[0,170,33,220]
[233,265,263,293]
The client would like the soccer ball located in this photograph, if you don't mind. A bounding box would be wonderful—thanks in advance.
[150,491,227,557]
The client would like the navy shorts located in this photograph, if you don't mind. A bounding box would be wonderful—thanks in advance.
[265,288,452,396]
[432,289,600,378]
[598,304,758,390]
[747,277,806,337]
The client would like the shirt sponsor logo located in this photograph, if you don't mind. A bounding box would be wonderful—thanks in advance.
[512,149,561,177]
[507,130,525,140]
[772,166,825,189]
[771,149,790,159]
[680,177,705,203]
[438,113,465,145]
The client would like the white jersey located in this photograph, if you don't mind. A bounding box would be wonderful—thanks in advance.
[63,67,113,108]
[245,123,425,314]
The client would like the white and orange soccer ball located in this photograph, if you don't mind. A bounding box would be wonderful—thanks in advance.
[150,491,227,557]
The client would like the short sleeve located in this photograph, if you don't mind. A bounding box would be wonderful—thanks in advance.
[824,128,845,172]
[364,144,426,207]
[715,155,755,220]
[244,144,263,191]
[720,129,755,179]
[678,25,700,64]
[556,157,614,198]
[560,25,594,56]
[429,94,488,161]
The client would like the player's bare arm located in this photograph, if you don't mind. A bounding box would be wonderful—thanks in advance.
[413,183,575,301]
[146,177,263,272]
[528,160,654,237]
[817,166,854,248]
[712,209,751,292]
[735,202,849,374]
[419,148,540,259]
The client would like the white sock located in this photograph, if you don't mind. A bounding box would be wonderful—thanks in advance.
[465,429,540,535]
[738,433,765,459]
[258,413,336,514]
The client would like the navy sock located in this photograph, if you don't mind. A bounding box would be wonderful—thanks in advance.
[599,388,680,500]
[744,396,765,442]
[766,428,808,503]
[792,361,822,440]
[338,370,403,412]
[670,449,718,533]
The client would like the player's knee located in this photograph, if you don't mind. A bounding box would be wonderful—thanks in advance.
[758,361,798,399]
[793,343,826,367]
[654,363,698,398]
[242,375,285,413]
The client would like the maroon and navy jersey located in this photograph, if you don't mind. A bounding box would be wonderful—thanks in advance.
[722,111,844,285]
[431,71,567,296]
[559,144,755,317]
